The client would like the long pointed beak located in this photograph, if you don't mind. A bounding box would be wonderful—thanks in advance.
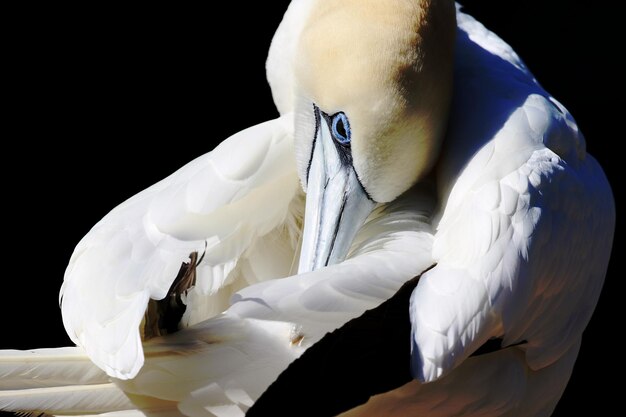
[298,110,375,274]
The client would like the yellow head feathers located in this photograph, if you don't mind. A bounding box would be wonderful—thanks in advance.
[295,0,456,202]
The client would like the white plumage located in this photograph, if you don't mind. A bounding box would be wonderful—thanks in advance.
[60,115,300,380]
[0,1,614,417]
[409,11,613,383]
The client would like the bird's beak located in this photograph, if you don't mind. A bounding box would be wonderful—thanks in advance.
[298,109,375,274]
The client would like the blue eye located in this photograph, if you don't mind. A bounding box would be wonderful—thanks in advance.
[331,112,351,145]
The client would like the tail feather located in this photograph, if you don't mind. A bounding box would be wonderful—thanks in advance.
[0,383,135,415]
[0,347,108,389]
[0,347,143,416]
[55,409,187,417]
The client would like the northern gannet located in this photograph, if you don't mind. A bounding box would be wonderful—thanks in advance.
[0,2,610,416]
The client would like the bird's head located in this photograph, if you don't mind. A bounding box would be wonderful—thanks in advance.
[294,0,456,273]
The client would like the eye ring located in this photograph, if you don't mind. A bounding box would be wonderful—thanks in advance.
[331,112,351,145]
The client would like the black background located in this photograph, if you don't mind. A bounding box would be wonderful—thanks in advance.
[2,1,622,415]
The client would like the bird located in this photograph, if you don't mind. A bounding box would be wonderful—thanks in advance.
[0,0,615,416]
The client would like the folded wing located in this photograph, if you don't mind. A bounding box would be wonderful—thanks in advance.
[60,114,301,379]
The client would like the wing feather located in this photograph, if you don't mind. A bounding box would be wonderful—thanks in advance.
[110,185,436,416]
[409,11,614,382]
[60,115,299,379]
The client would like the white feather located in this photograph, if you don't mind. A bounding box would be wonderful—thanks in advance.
[0,4,614,417]
[101,184,436,416]
[0,347,108,390]
[0,383,134,416]
[406,6,614,401]
[60,114,298,380]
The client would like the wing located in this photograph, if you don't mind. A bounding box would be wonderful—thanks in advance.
[409,9,615,382]
[112,183,437,417]
[230,182,436,343]
[60,114,301,379]
[266,0,315,115]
